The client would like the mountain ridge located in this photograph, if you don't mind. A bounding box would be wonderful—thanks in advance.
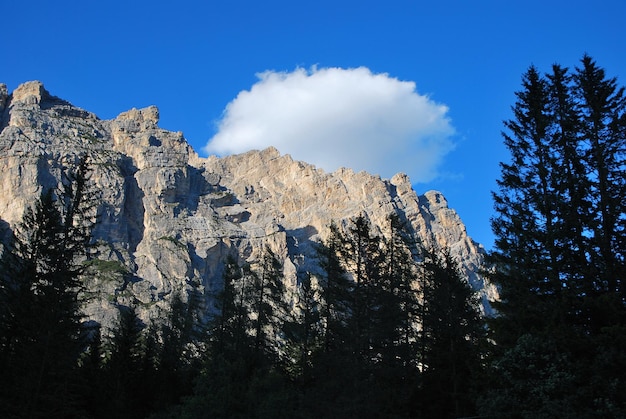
[0,81,495,327]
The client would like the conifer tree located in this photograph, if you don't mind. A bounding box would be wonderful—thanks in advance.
[573,54,626,303]
[315,222,353,357]
[381,214,421,370]
[0,158,97,418]
[207,255,253,360]
[182,256,256,418]
[546,63,591,303]
[102,305,146,418]
[335,214,386,366]
[319,214,417,416]
[489,65,561,346]
[298,226,355,417]
[152,288,203,412]
[420,248,485,418]
[282,271,323,385]
[184,249,293,418]
[249,246,289,365]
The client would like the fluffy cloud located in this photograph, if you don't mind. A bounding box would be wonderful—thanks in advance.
[204,67,455,183]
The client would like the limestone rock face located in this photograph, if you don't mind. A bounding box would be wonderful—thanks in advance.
[0,81,496,326]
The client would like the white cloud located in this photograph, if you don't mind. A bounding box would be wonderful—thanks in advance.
[204,66,456,183]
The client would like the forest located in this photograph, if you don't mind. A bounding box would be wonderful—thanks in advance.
[0,54,624,418]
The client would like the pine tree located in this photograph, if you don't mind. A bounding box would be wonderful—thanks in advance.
[489,65,562,346]
[314,214,420,417]
[315,222,352,356]
[208,255,253,360]
[183,256,255,418]
[249,246,289,366]
[0,158,97,418]
[101,304,147,418]
[282,271,323,385]
[420,248,485,418]
[183,249,293,418]
[574,54,626,304]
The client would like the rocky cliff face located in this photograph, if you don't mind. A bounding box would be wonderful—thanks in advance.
[0,81,496,326]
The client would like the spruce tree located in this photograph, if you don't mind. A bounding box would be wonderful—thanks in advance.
[574,54,626,303]
[315,222,353,357]
[249,246,289,366]
[335,214,386,367]
[0,159,97,418]
[102,305,146,418]
[317,214,419,417]
[282,271,323,385]
[420,248,485,419]
[207,255,253,360]
[572,54,626,414]
[381,214,421,370]
[300,226,354,417]
[153,289,203,412]
[184,248,293,418]
[489,65,562,346]
[183,256,255,418]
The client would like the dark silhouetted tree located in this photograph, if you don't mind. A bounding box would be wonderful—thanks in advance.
[420,248,485,418]
[0,158,97,418]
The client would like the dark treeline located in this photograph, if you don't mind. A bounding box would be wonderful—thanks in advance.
[1,54,624,418]
[185,216,486,419]
[0,158,486,418]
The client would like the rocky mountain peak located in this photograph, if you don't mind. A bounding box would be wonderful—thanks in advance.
[7,81,74,110]
[115,105,160,128]
[11,80,49,105]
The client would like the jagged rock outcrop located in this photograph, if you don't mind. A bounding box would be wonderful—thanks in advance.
[0,81,495,327]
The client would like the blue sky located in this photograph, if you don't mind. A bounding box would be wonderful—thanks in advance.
[3,0,625,249]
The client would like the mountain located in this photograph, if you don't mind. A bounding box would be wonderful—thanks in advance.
[0,81,496,327]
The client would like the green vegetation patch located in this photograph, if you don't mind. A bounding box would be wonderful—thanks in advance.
[84,258,128,275]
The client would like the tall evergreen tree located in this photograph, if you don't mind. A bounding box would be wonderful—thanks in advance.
[314,214,421,417]
[489,65,562,346]
[249,246,289,366]
[182,256,256,418]
[420,248,485,419]
[335,214,387,368]
[574,54,626,302]
[282,271,323,386]
[315,222,353,357]
[381,214,421,370]
[546,63,591,299]
[207,255,253,360]
[152,288,203,412]
[298,226,356,417]
[0,159,97,418]
[101,304,146,418]
[183,248,294,418]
